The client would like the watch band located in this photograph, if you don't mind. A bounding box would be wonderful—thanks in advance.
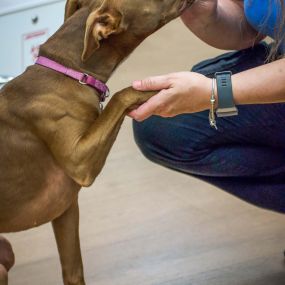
[215,71,238,117]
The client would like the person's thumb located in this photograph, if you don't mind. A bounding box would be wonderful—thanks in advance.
[133,75,171,91]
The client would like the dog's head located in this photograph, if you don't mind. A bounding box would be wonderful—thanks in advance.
[65,0,194,61]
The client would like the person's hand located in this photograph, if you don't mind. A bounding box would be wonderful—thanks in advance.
[129,72,212,121]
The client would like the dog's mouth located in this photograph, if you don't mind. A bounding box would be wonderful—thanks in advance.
[179,0,195,12]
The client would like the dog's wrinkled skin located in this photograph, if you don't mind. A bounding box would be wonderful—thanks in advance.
[0,0,193,284]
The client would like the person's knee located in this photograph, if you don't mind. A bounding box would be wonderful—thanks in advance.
[0,237,15,272]
[133,119,158,163]
[133,117,210,171]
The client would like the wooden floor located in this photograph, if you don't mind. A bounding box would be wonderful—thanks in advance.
[5,19,285,285]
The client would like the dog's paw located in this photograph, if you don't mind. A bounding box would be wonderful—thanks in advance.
[113,87,156,109]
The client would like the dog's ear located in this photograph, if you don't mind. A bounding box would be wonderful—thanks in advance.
[65,0,81,21]
[82,5,126,62]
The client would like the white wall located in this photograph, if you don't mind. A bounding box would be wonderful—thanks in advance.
[0,0,65,78]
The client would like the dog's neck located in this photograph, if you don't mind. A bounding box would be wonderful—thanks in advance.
[39,7,142,83]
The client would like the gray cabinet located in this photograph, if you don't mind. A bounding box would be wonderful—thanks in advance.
[0,0,65,81]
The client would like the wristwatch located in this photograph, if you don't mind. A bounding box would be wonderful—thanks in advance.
[215,71,238,117]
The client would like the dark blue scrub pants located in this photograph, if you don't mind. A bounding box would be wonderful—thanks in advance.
[133,43,285,214]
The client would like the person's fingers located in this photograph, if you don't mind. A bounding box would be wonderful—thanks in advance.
[132,75,171,91]
[129,90,170,121]
[128,109,139,119]
[128,100,157,121]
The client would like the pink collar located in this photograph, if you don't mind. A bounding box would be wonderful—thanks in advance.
[35,56,109,102]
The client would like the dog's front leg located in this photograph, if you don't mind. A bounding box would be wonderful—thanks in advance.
[71,87,156,186]
[37,87,156,187]
[52,200,85,285]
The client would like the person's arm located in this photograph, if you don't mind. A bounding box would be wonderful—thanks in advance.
[181,0,264,50]
[233,58,285,105]
[129,58,285,121]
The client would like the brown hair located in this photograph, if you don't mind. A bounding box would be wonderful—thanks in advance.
[268,0,285,61]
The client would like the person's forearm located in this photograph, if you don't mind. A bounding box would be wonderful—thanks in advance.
[233,58,285,105]
[181,0,263,50]
[129,58,285,121]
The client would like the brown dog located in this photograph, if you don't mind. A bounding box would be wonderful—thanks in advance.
[0,0,193,284]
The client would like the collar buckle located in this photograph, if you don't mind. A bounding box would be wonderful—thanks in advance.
[79,73,89,85]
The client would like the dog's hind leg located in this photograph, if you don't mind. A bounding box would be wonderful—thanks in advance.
[52,200,85,285]
[0,236,15,285]
[0,265,7,285]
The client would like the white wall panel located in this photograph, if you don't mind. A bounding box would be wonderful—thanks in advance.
[0,0,65,78]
